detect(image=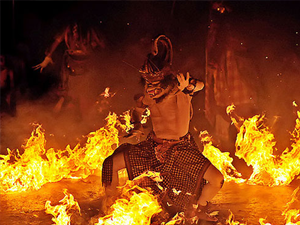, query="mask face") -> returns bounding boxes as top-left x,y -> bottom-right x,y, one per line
145,80 -> 172,99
